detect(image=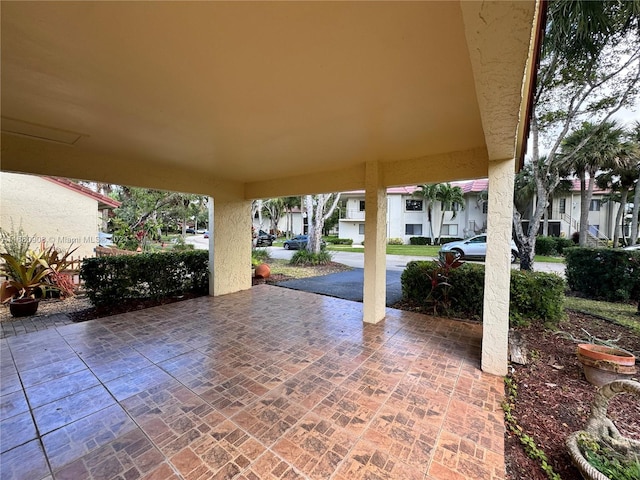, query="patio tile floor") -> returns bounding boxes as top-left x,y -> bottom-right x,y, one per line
0,285 -> 505,479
